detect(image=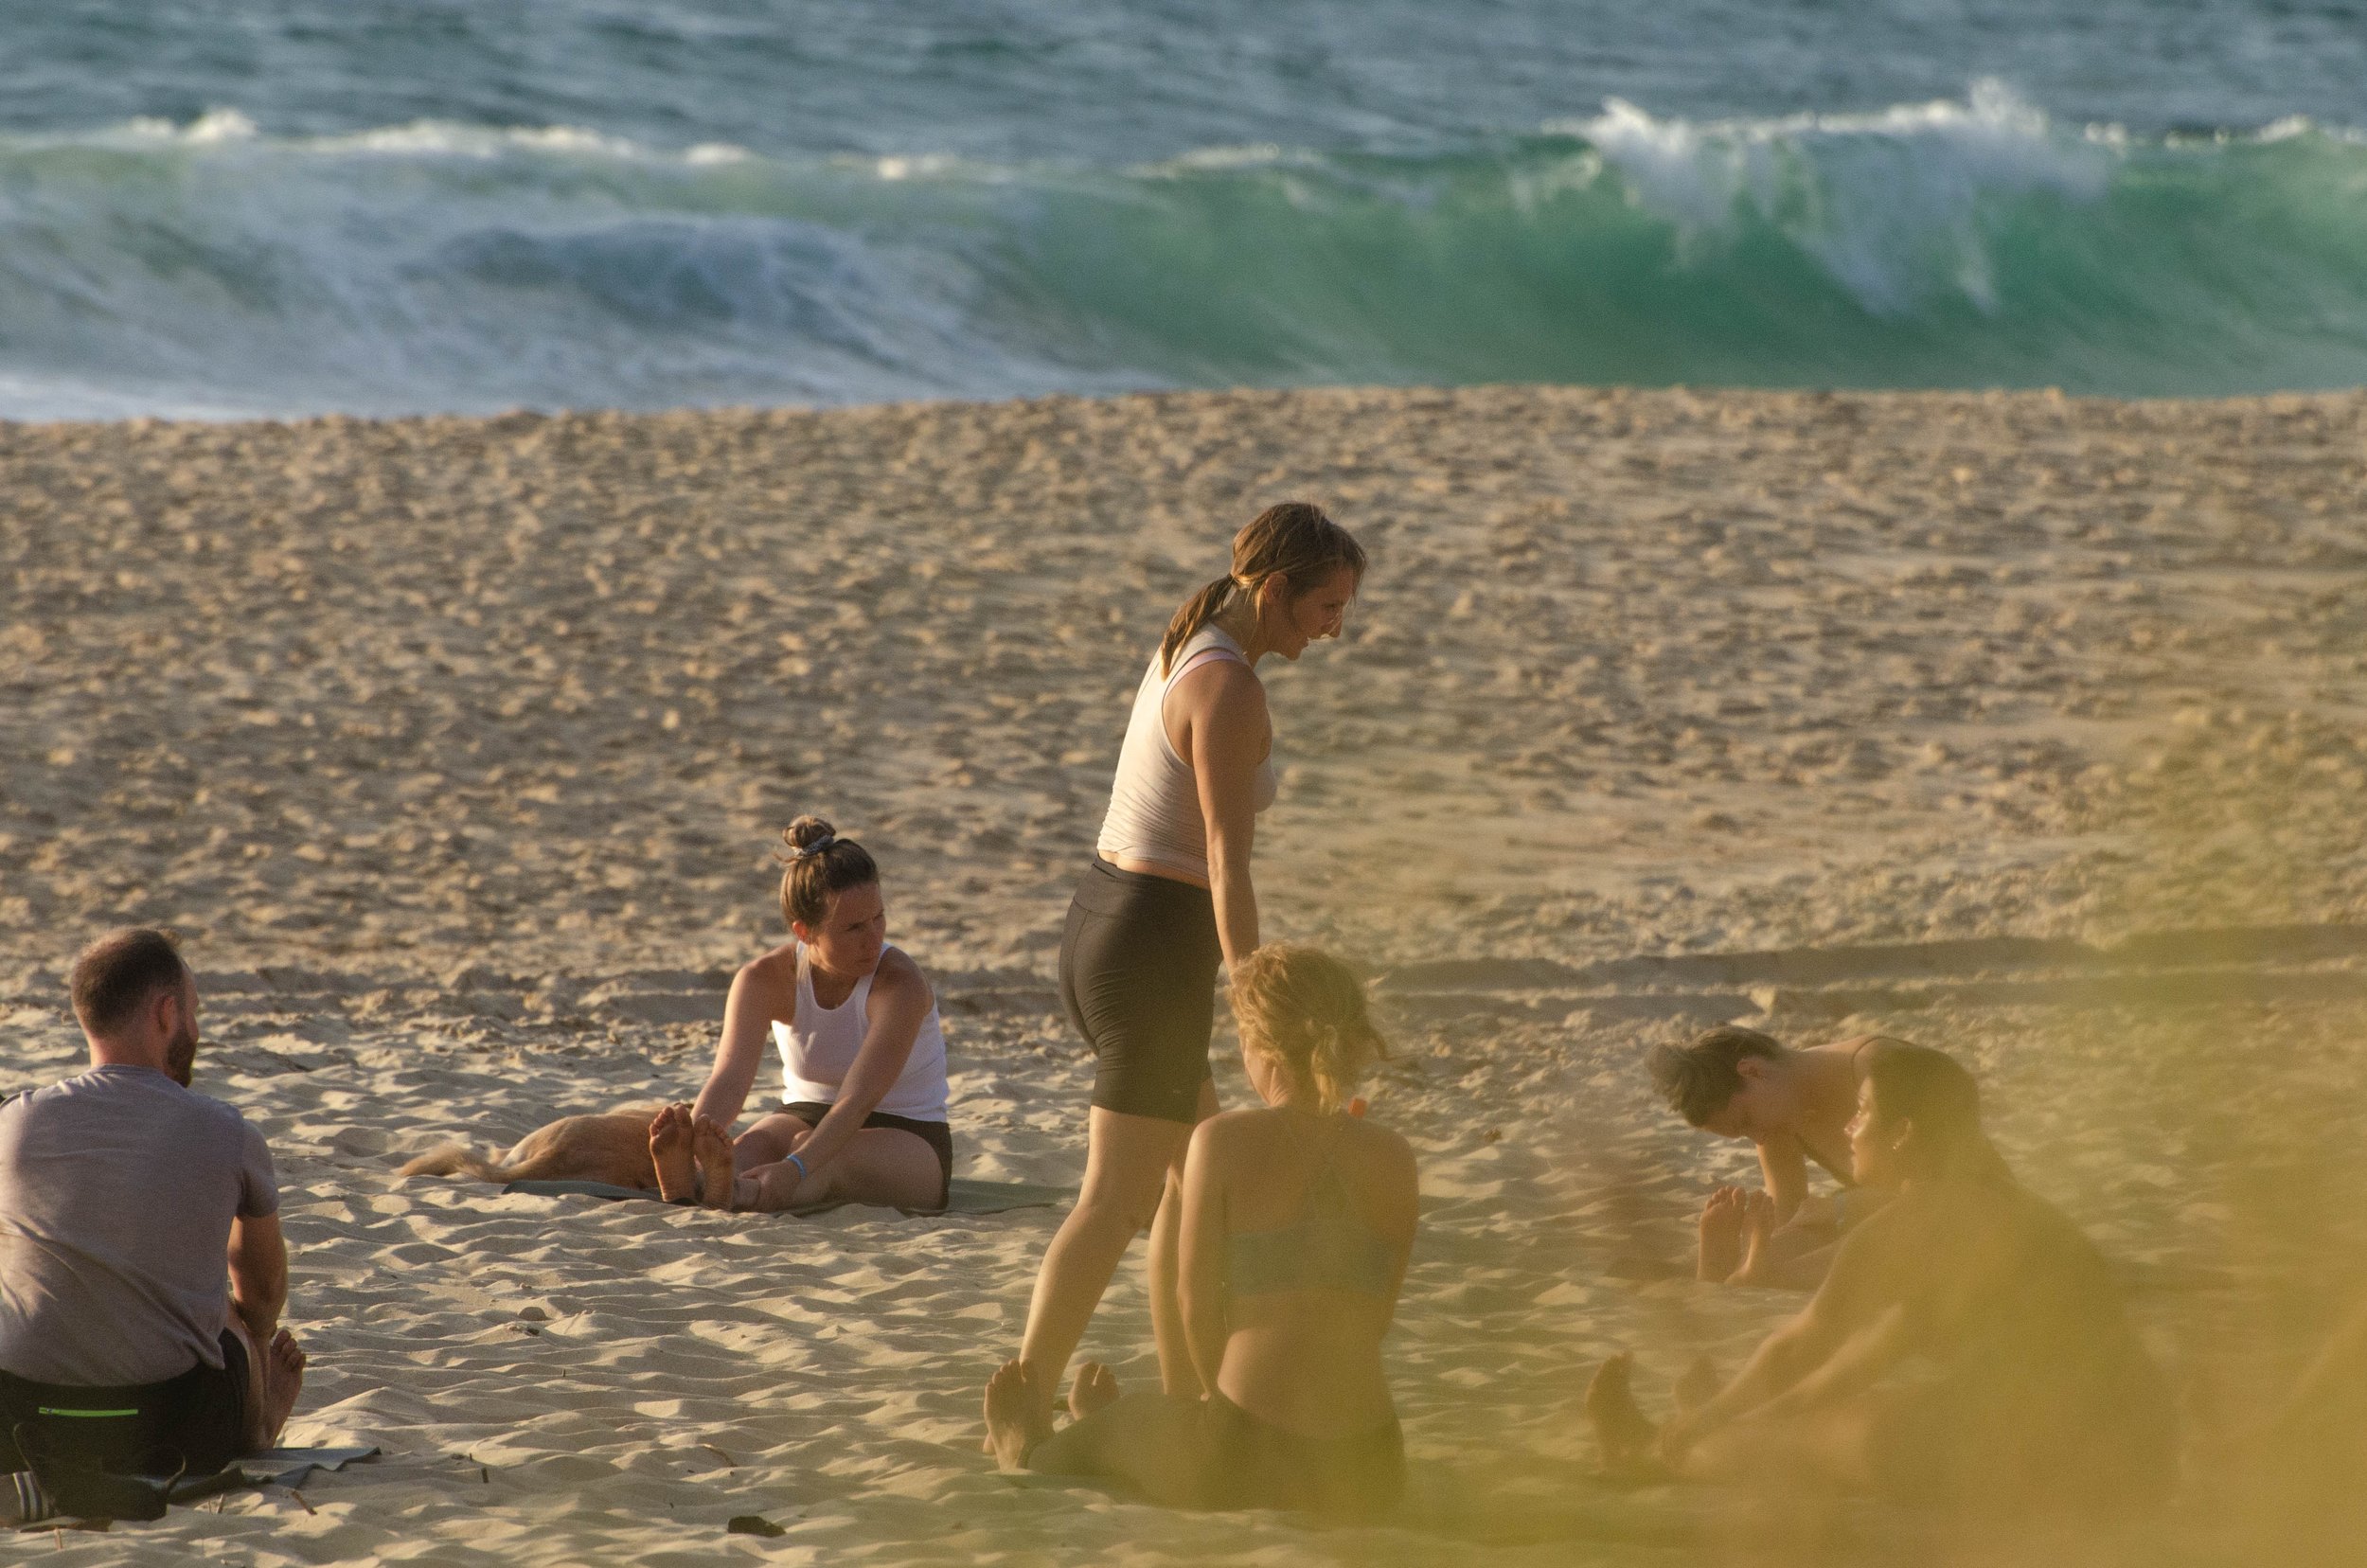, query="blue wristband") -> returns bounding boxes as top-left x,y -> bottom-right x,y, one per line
786,1152 -> 809,1184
